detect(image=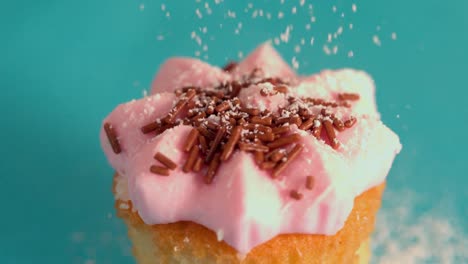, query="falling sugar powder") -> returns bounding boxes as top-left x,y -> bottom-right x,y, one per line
323,45 -> 331,55
273,37 -> 280,45
280,25 -> 293,43
195,8 -> 203,18
337,26 -> 343,36
227,10 -> 236,18
252,10 -> 258,18
373,35 -> 382,46
347,51 -> 354,58
292,56 -> 299,69
278,11 -> 284,19
391,32 -> 398,40
372,189 -> 468,263
332,45 -> 338,54
139,3 -> 145,11
352,3 -> 357,12
294,45 -> 301,53
204,2 -> 212,15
